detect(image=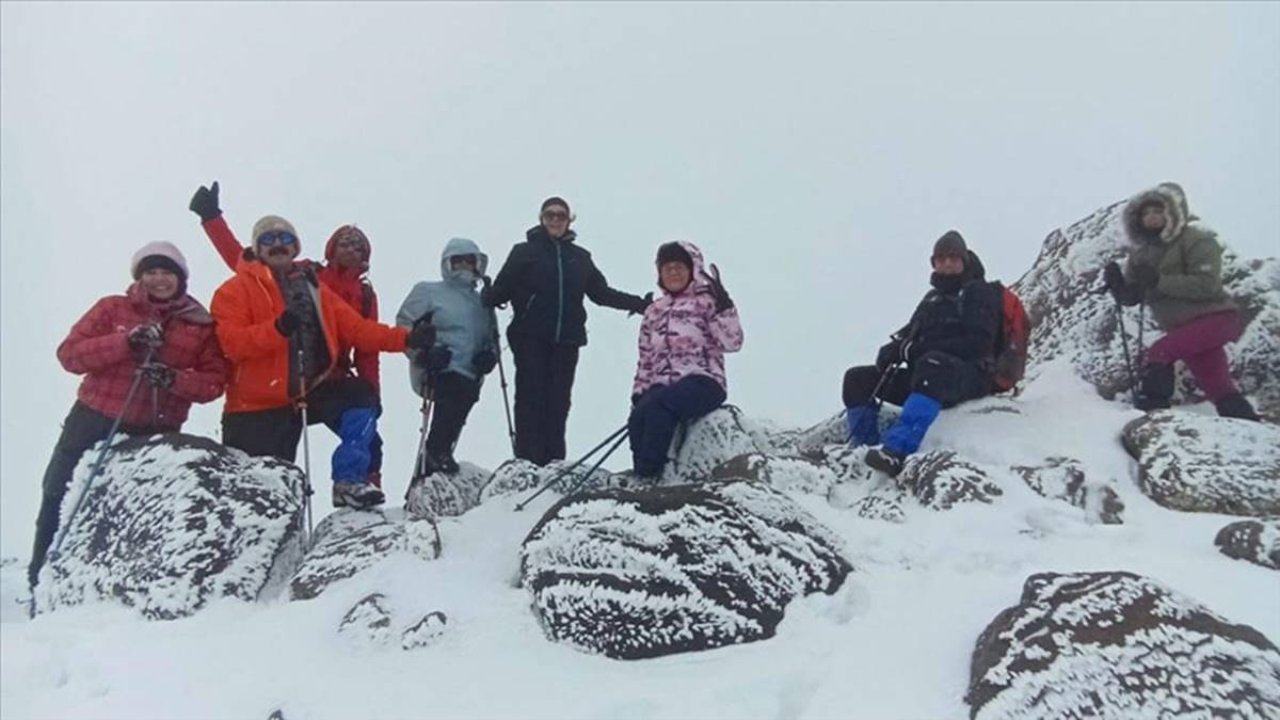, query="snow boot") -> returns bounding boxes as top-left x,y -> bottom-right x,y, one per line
1214,392 -> 1261,422
333,481 -> 386,510
1133,363 -> 1174,411
845,404 -> 881,446
865,446 -> 907,478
